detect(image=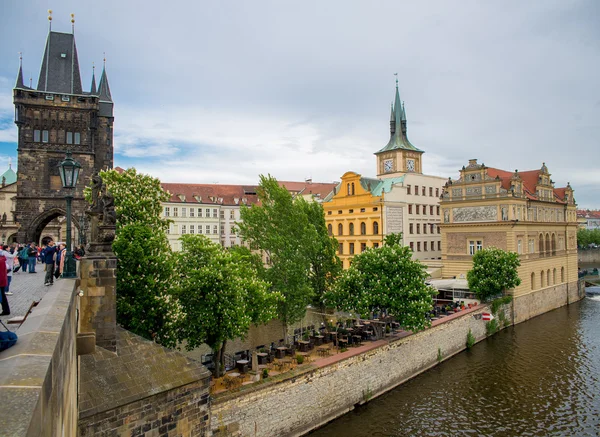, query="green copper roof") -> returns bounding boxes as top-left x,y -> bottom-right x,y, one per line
1,165 -> 17,185
360,175 -> 405,196
376,84 -> 423,154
